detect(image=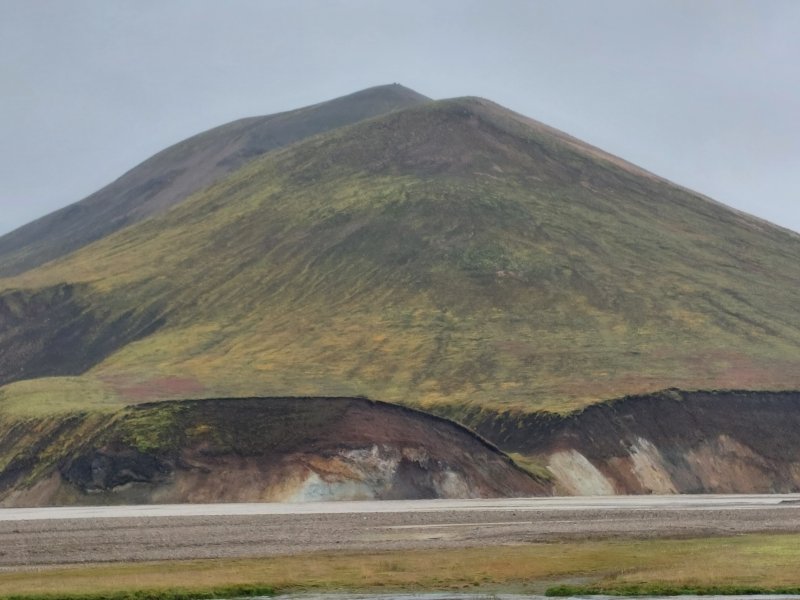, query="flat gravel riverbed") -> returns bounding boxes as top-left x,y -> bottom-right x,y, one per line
1,496 -> 799,566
